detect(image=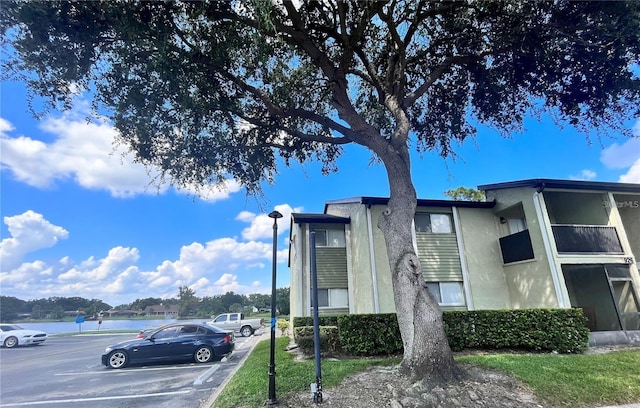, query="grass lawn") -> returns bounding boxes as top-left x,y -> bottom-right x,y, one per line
212,337 -> 398,407
213,338 -> 640,408
457,350 -> 640,407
